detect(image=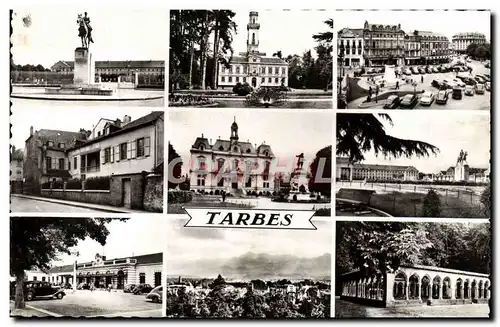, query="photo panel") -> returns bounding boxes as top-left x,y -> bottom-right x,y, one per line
335,111 -> 491,218
10,106 -> 165,214
168,109 -> 333,218
168,9 -> 333,109
335,220 -> 491,318
336,10 -> 491,110
10,9 -> 166,107
9,216 -> 166,318
166,217 -> 333,318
